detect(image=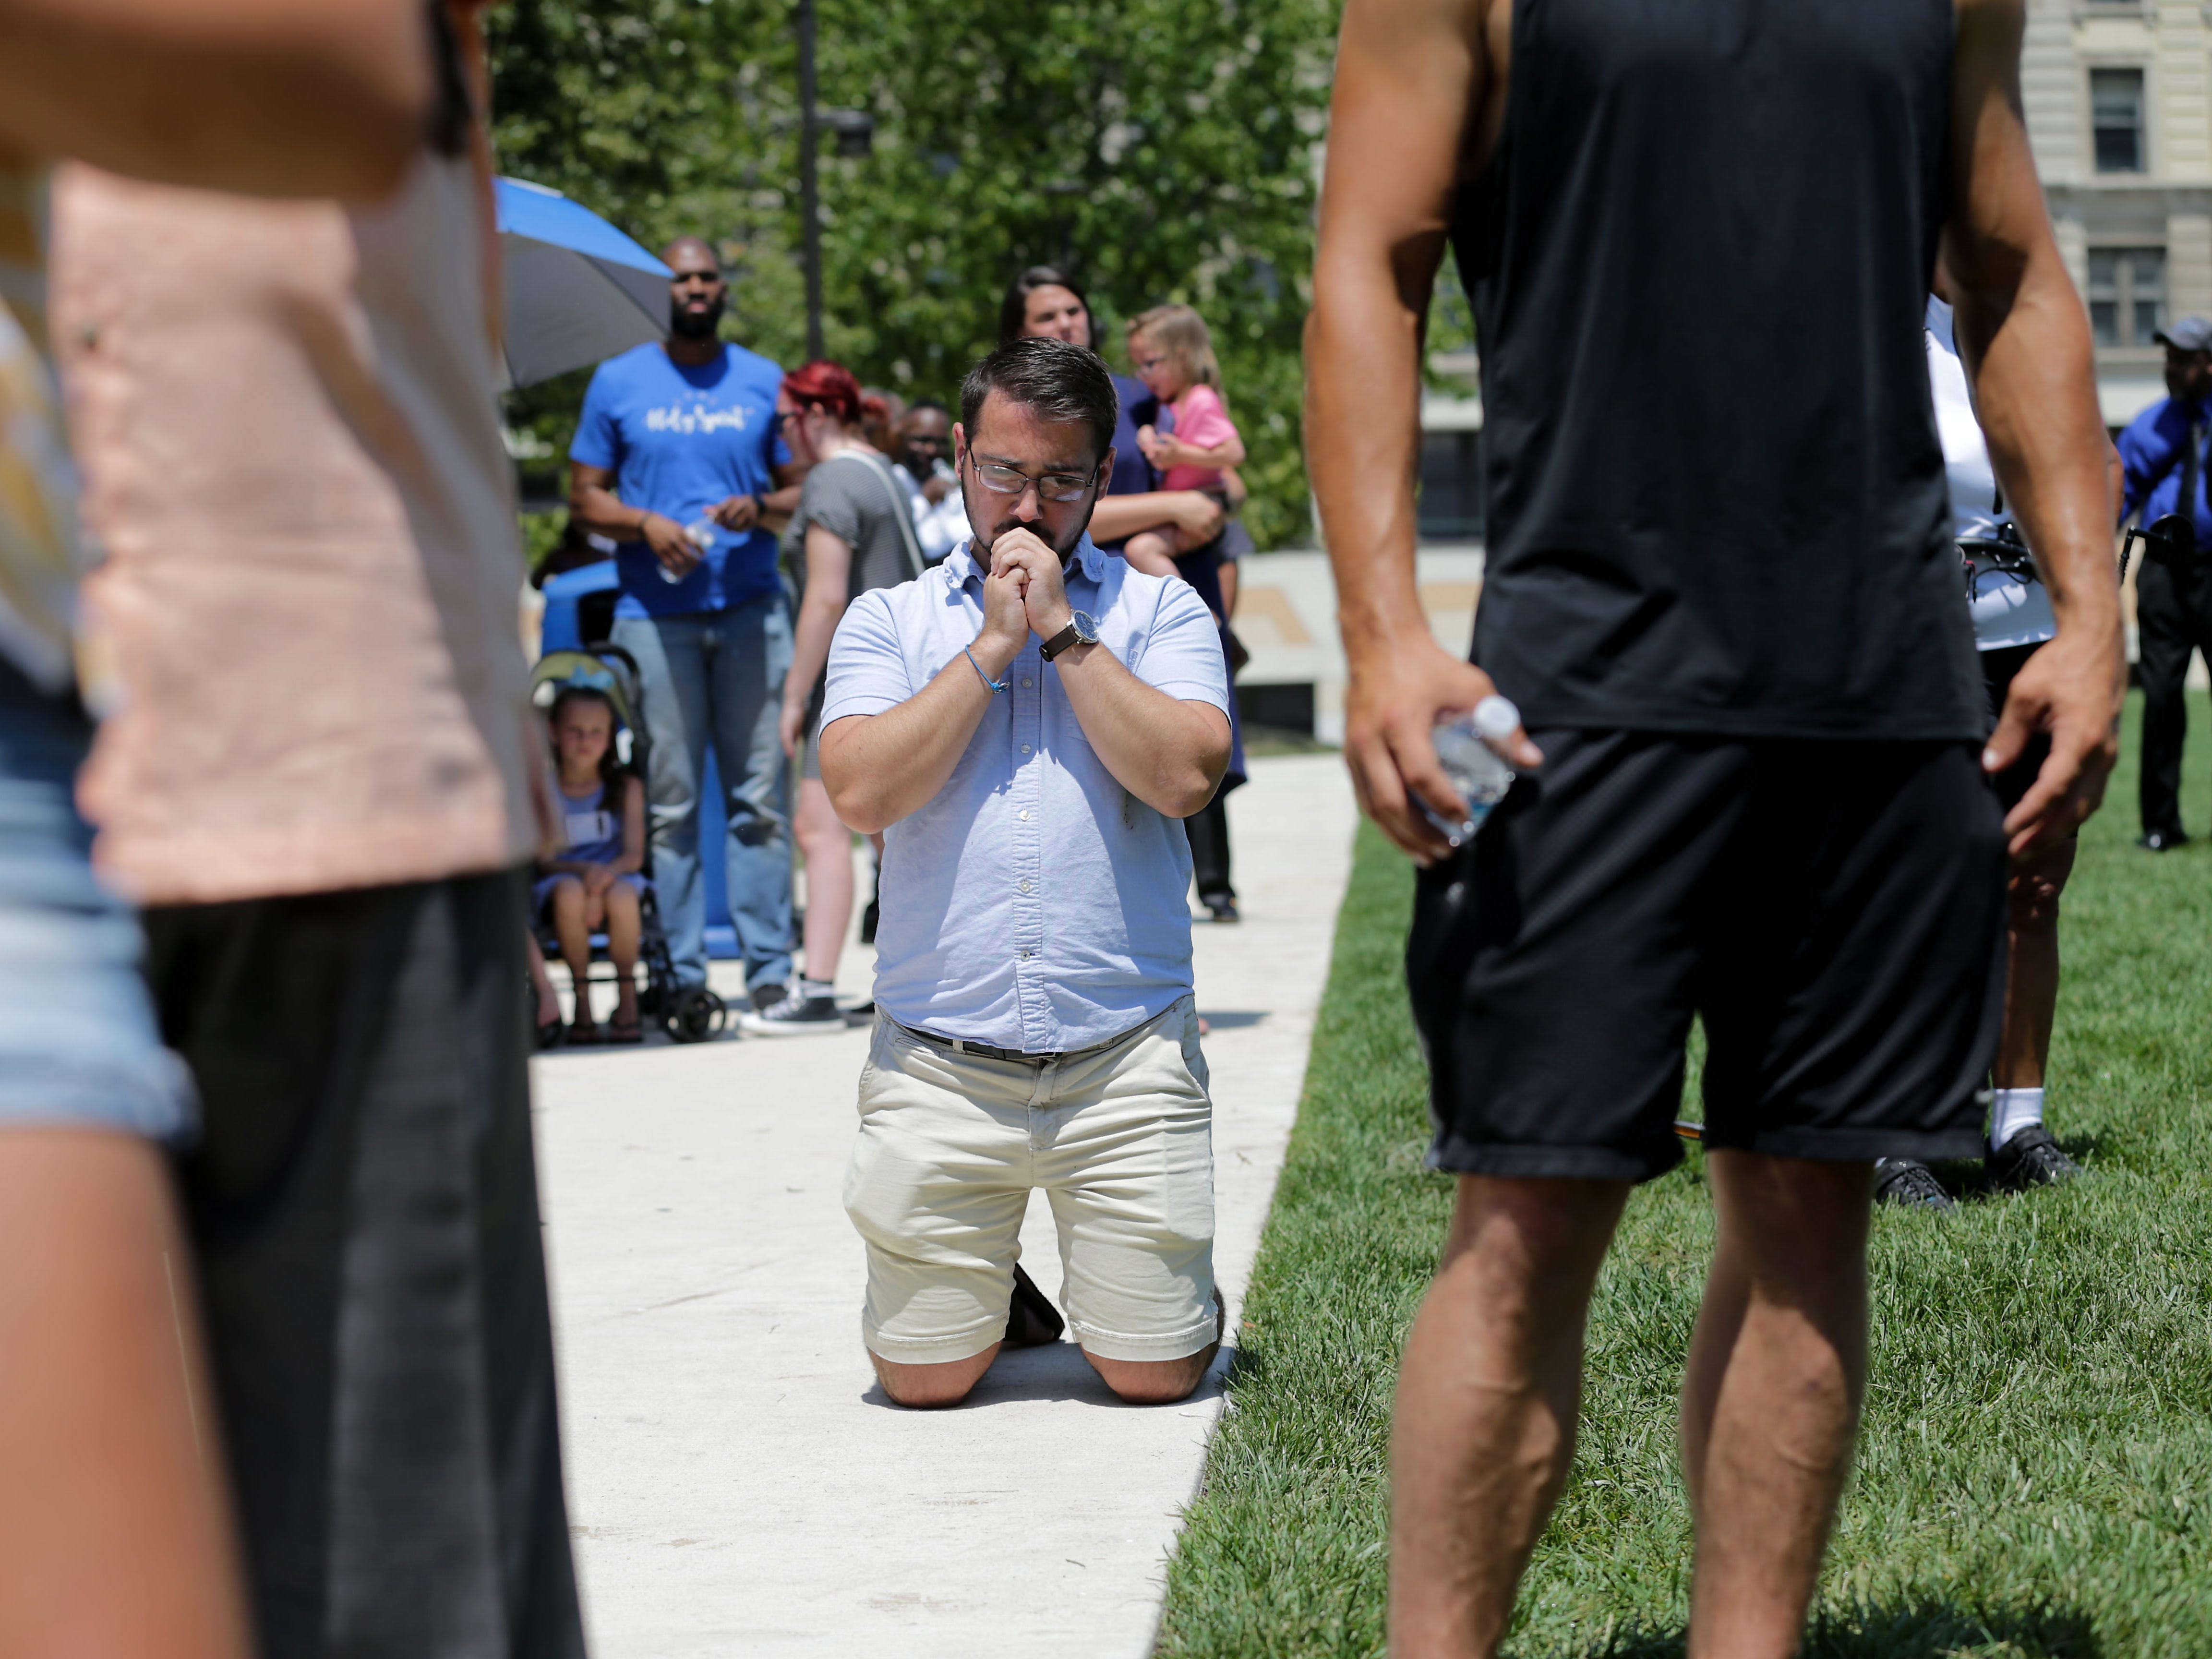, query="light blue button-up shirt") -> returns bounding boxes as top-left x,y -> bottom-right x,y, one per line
821,535 -> 1230,1052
